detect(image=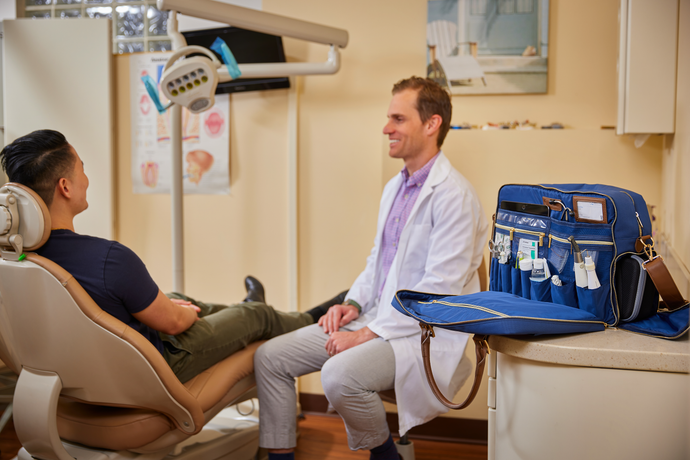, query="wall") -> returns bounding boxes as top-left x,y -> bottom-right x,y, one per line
661,0 -> 690,298
115,57 -> 294,306
114,0 -> 665,423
